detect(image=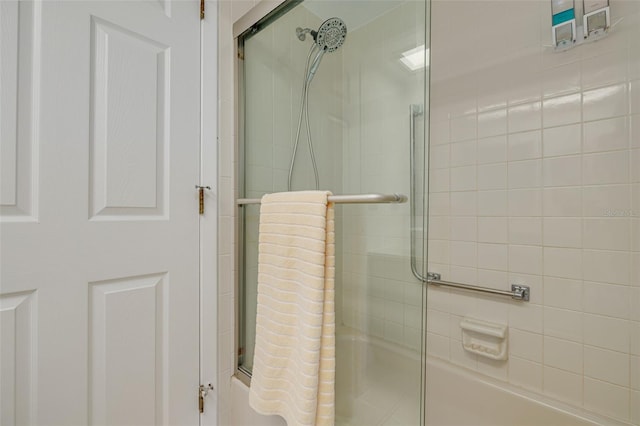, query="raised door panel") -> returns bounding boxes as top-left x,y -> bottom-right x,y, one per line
0,0 -> 39,220
0,291 -> 37,426
89,18 -> 169,220
89,274 -> 167,426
